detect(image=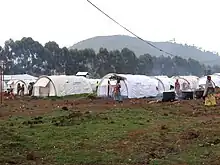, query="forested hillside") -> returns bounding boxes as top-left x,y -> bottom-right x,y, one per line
0,37 -> 219,78
70,35 -> 220,66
